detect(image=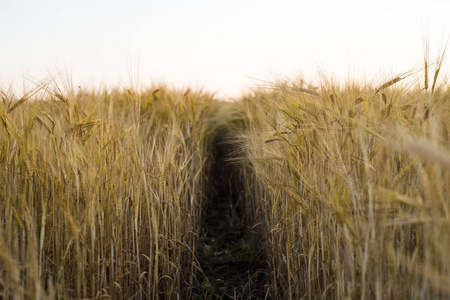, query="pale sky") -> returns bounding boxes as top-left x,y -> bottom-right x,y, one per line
1,0 -> 450,99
